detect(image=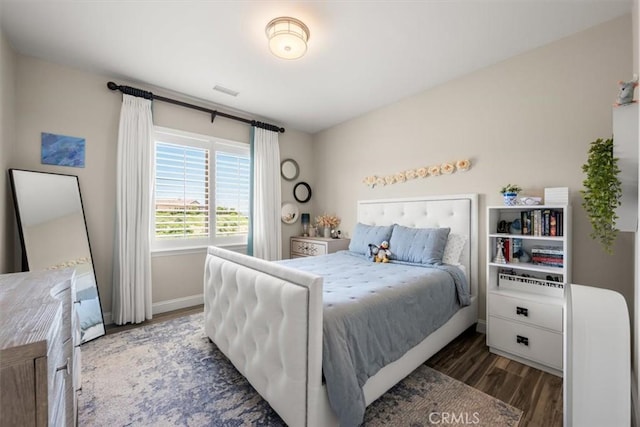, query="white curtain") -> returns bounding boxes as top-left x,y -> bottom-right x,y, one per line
112,94 -> 153,325
252,127 -> 282,260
